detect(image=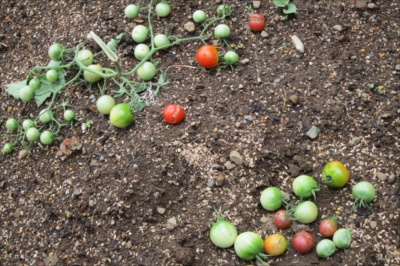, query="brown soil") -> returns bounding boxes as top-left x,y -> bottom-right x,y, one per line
0,0 -> 399,266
